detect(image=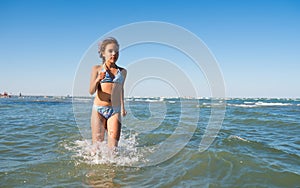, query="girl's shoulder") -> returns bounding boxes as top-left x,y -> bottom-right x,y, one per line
117,65 -> 126,72
118,66 -> 127,75
92,64 -> 103,72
